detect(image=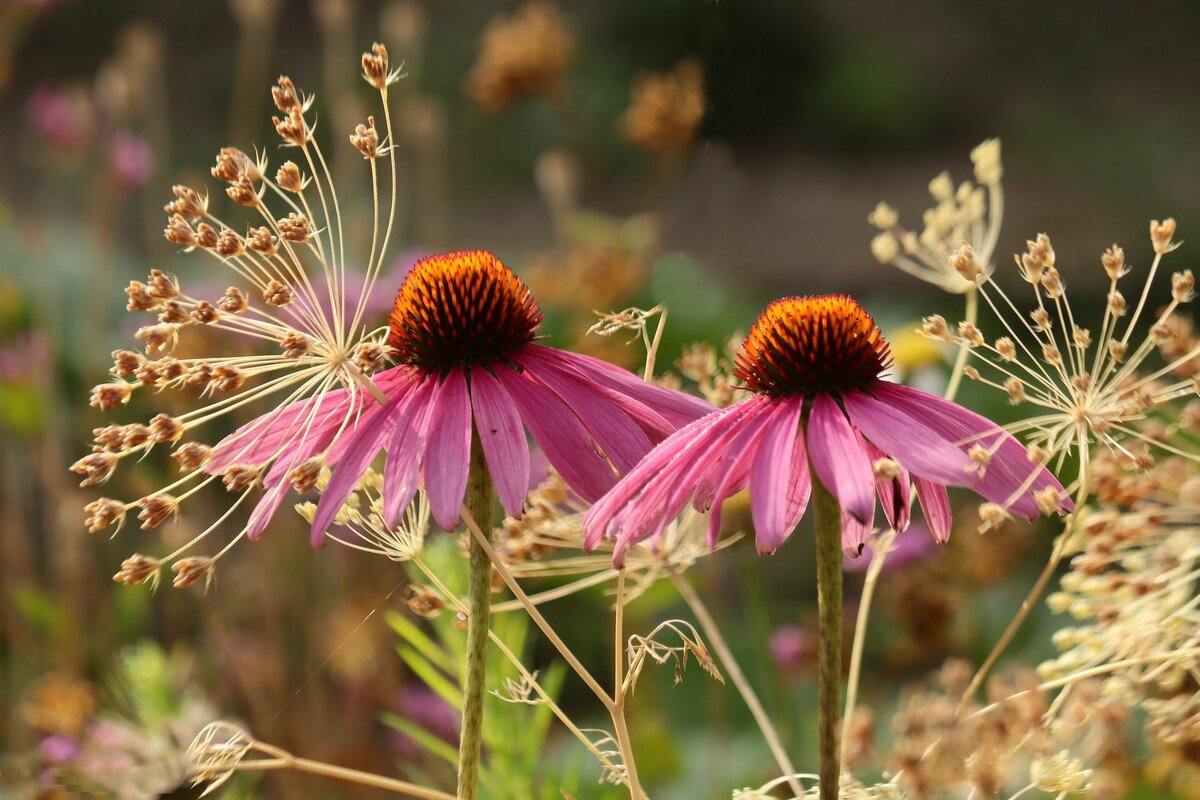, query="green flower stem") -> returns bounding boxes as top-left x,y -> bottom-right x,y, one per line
458,431 -> 494,800
811,469 -> 843,800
